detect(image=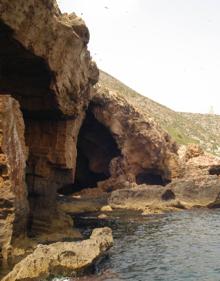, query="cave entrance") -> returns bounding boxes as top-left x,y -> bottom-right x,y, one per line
0,20 -> 59,196
58,108 -> 121,194
209,166 -> 220,176
136,169 -> 169,186
0,20 -> 58,118
0,20 -> 62,235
